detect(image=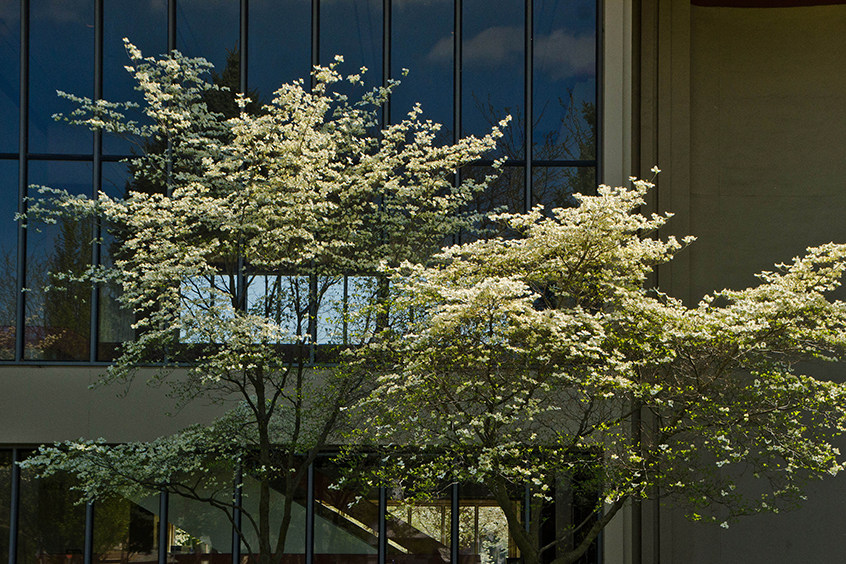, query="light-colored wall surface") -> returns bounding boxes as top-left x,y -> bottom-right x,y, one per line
655,3 -> 846,564
0,365 -> 229,444
688,3 -> 846,302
